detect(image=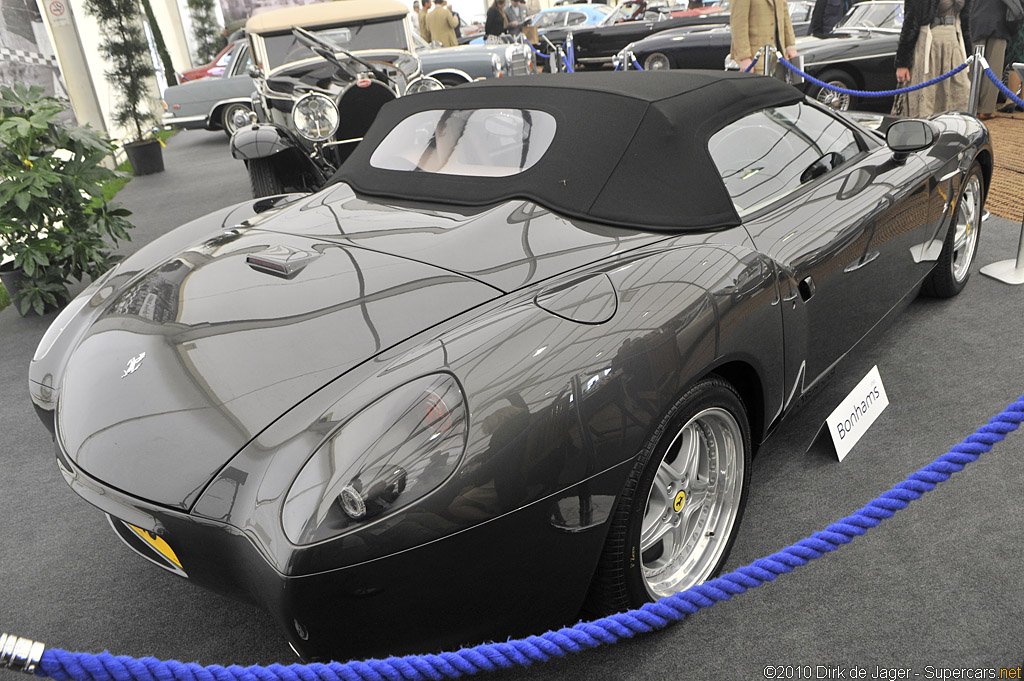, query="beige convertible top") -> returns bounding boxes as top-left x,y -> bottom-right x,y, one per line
246,0 -> 408,34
